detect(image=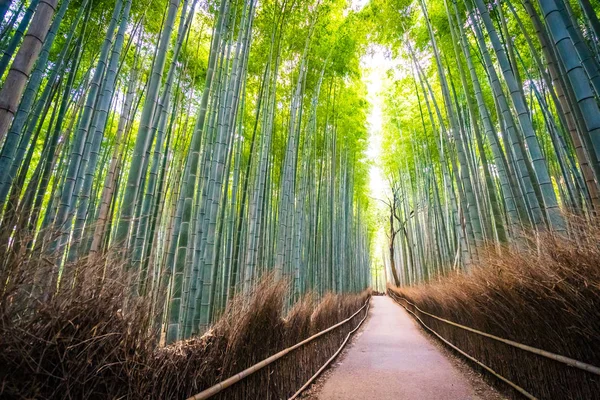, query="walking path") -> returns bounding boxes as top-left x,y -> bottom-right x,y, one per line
316,296 -> 496,400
